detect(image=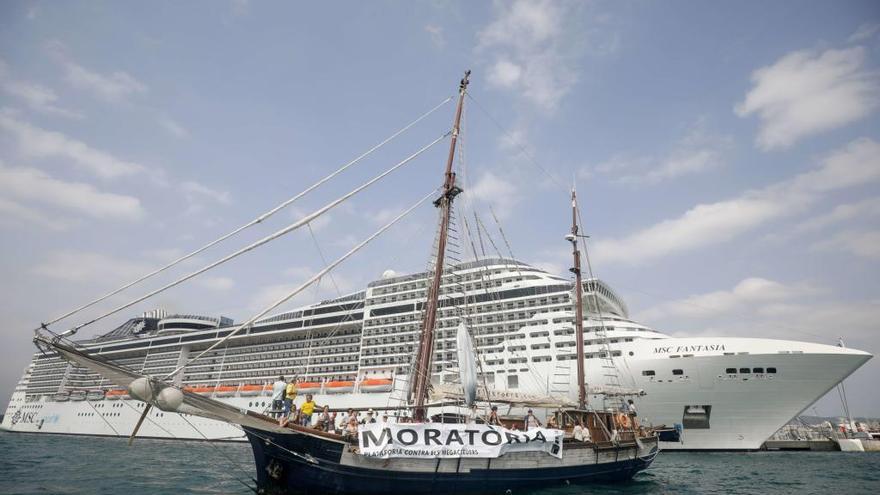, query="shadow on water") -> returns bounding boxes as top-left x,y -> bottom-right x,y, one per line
2,432 -> 879,495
